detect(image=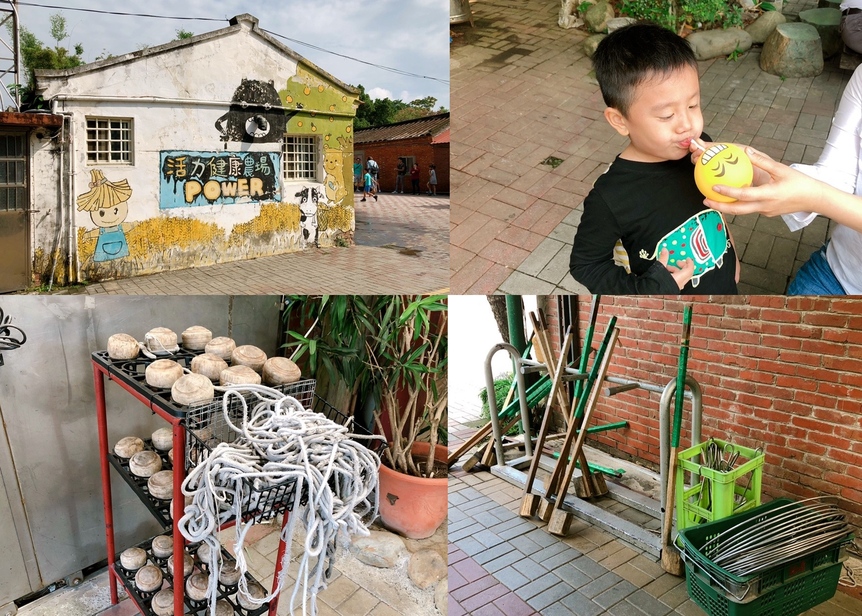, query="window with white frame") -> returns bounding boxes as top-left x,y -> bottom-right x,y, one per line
283,135 -> 319,181
86,118 -> 133,164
